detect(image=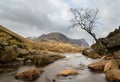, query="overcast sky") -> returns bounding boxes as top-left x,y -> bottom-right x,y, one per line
0,0 -> 120,44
